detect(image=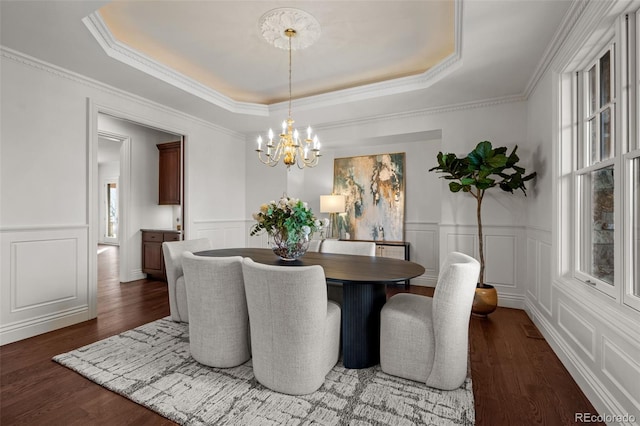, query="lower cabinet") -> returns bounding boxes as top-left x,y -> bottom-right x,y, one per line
142,230 -> 181,280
